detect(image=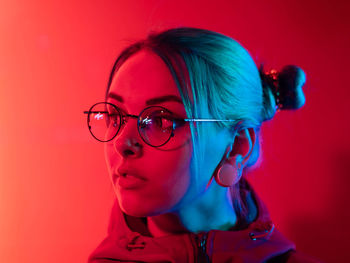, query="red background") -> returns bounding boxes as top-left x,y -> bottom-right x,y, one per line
1,0 -> 349,262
